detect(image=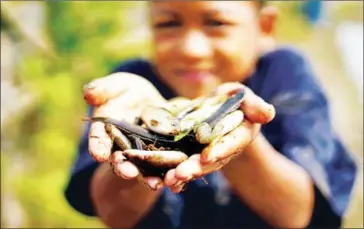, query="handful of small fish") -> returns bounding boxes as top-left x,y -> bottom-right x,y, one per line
84,88 -> 246,178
